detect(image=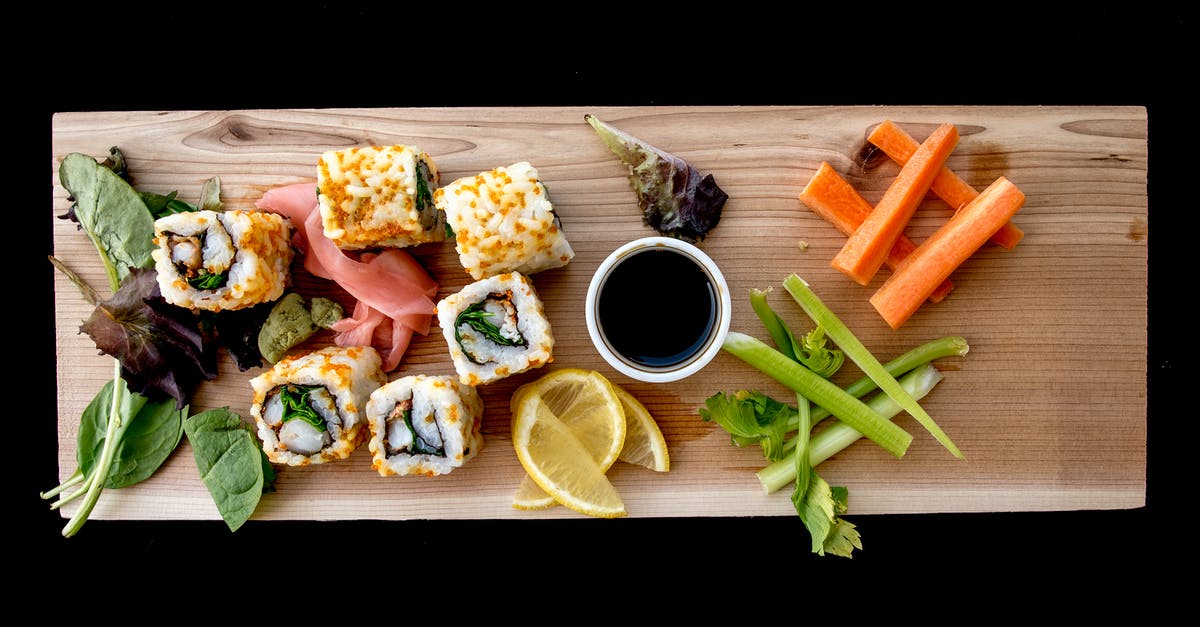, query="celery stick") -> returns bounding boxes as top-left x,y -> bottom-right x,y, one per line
758,363 -> 945,493
788,335 -> 968,432
722,332 -> 913,458
783,274 -> 965,459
